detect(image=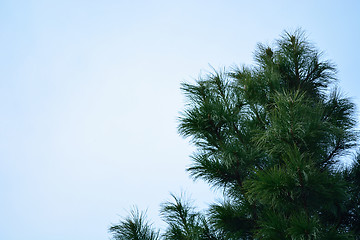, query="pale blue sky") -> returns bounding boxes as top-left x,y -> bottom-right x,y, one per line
1,1 -> 359,239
